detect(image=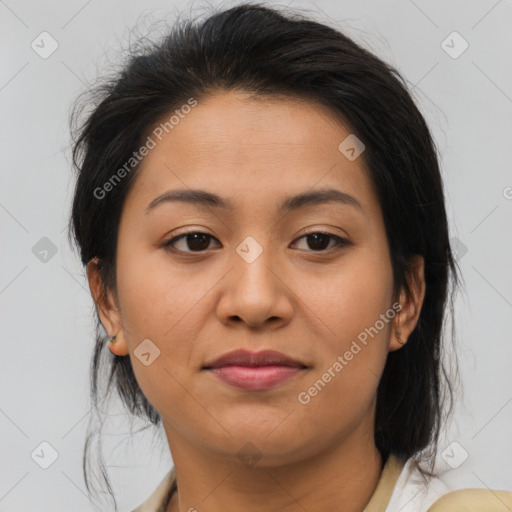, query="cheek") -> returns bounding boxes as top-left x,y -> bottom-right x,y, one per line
302,248 -> 394,341
299,248 -> 394,399
115,244 -> 195,338
114,246 -> 217,391
294,291 -> 393,437
114,253 -> 202,419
